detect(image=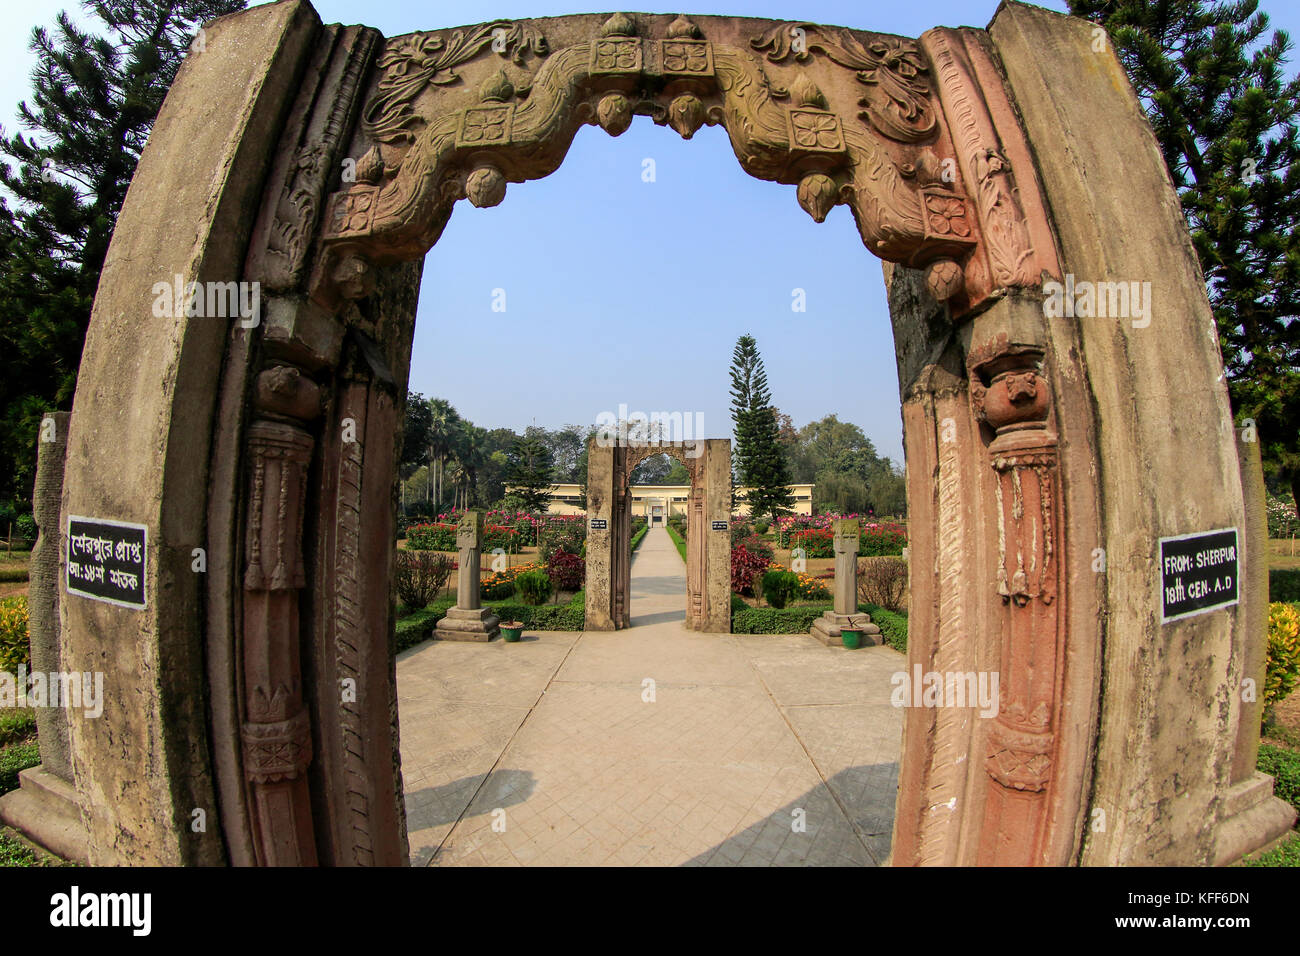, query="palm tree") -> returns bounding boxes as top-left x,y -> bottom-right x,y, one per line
426,398 -> 461,512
